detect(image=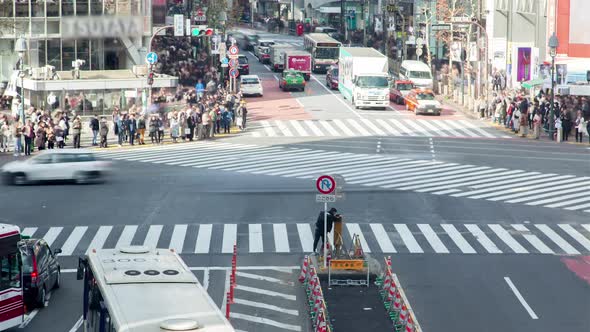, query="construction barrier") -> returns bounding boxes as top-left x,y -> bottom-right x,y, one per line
375,256 -> 423,332
299,256 -> 334,332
